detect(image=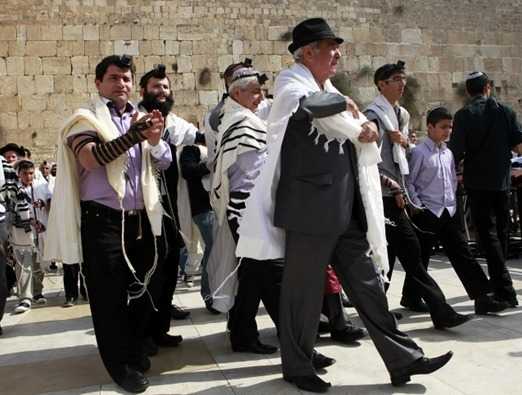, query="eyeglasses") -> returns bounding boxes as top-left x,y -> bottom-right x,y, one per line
385,76 -> 407,84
